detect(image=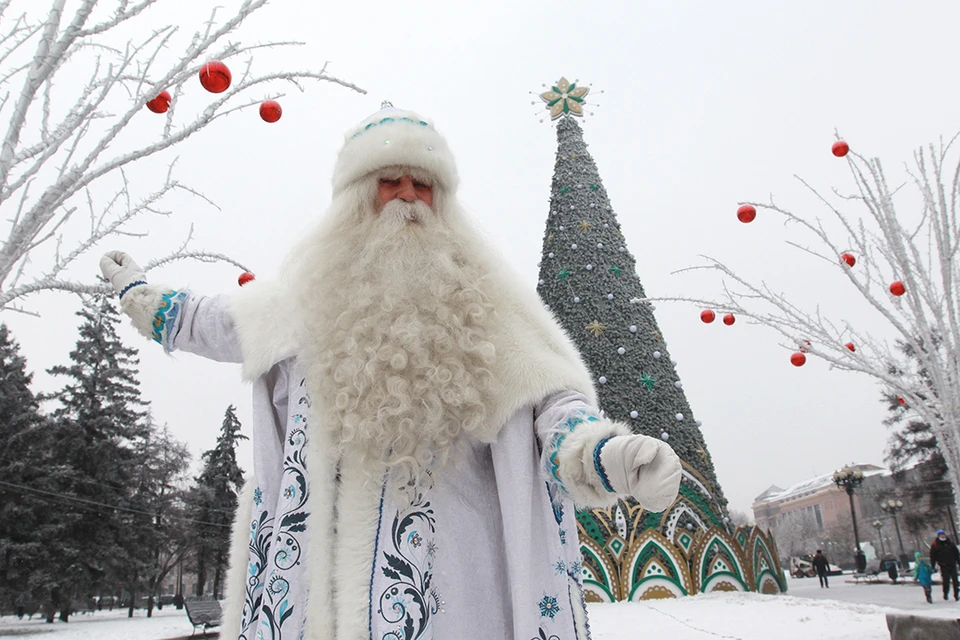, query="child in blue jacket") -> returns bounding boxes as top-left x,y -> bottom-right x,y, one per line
914,551 -> 934,603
